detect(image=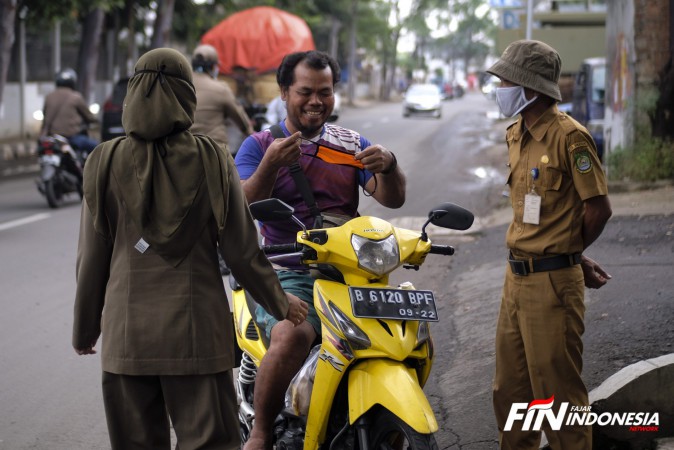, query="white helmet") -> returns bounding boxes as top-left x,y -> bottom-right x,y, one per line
56,68 -> 77,89
192,44 -> 219,69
